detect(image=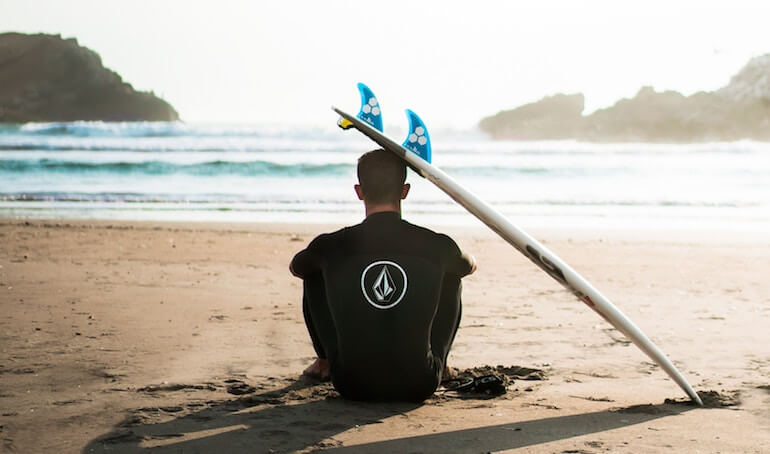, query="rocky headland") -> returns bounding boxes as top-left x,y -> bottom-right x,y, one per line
0,33 -> 179,122
480,54 -> 770,142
